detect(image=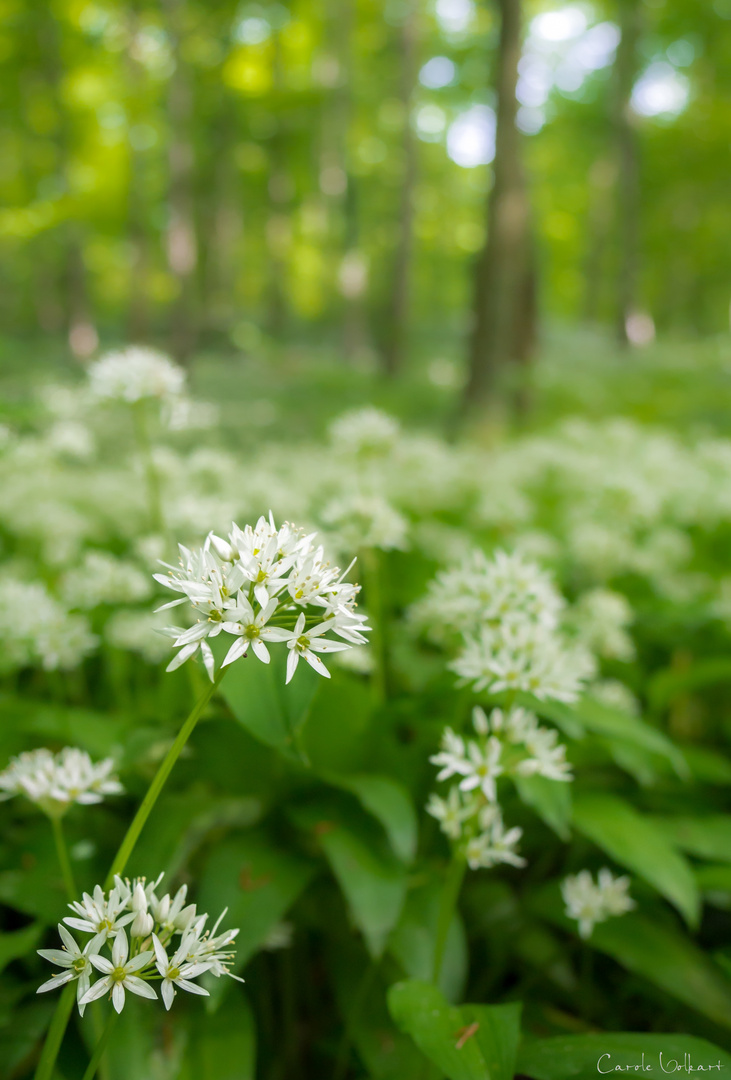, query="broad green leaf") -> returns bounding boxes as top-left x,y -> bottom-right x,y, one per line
389,880 -> 468,1002
220,646 -> 321,757
300,671 -> 373,773
514,774 -> 572,840
536,887 -> 731,1030
388,980 -> 522,1080
572,792 -> 699,926
178,992 -> 256,1080
291,800 -> 407,957
197,831 -> 315,979
576,697 -> 687,775
461,1003 -> 522,1080
325,772 -> 418,863
648,657 -> 731,711
652,815 -> 731,863
388,980 -> 490,1080
682,745 -> 731,786
518,1033 -> 731,1080
0,923 -> 42,975
695,863 -> 731,895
